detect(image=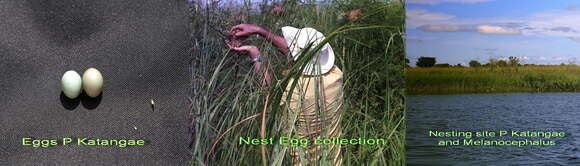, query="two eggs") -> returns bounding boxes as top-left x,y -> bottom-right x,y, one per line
61,68 -> 103,99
